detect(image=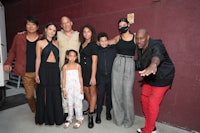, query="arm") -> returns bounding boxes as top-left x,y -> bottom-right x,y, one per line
139,56 -> 160,76
62,65 -> 67,98
78,64 -> 84,94
3,35 -> 18,72
108,35 -> 120,45
35,41 -> 42,83
90,55 -> 98,86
